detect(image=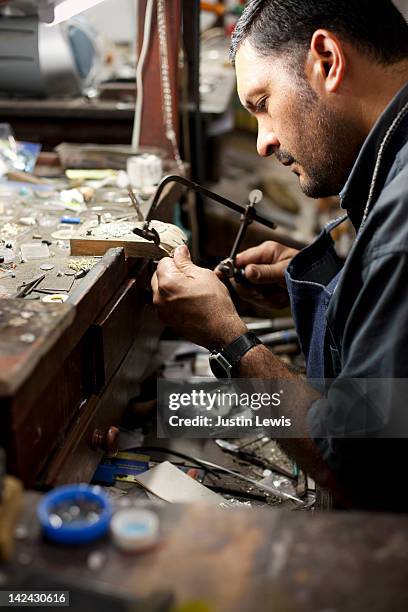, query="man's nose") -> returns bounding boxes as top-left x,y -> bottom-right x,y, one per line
257,125 -> 280,157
